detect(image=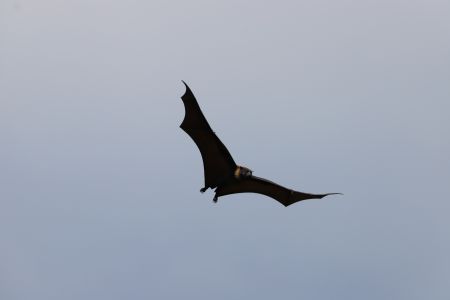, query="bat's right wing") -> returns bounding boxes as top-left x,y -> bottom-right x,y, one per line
180,82 -> 237,189
215,176 -> 340,207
